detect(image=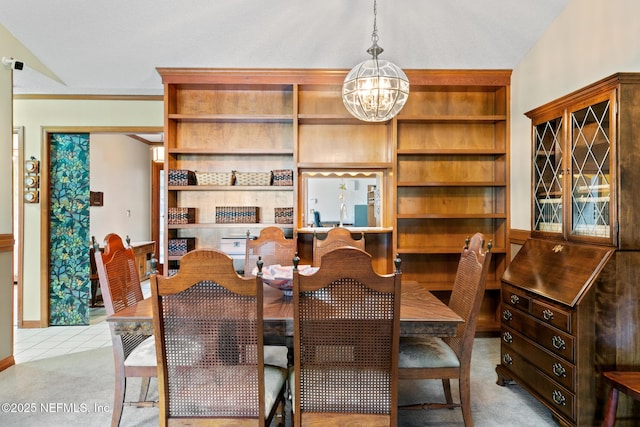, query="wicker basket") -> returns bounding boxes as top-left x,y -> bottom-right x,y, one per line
272,169 -> 293,186
195,171 -> 234,186
168,169 -> 196,186
168,238 -> 196,256
215,206 -> 259,223
274,207 -> 294,224
234,171 -> 272,186
168,207 -> 196,224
